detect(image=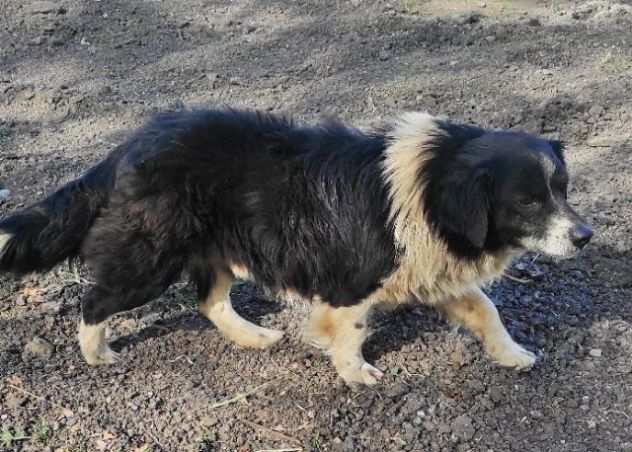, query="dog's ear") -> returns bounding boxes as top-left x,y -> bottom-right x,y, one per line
438,168 -> 491,249
549,140 -> 566,164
